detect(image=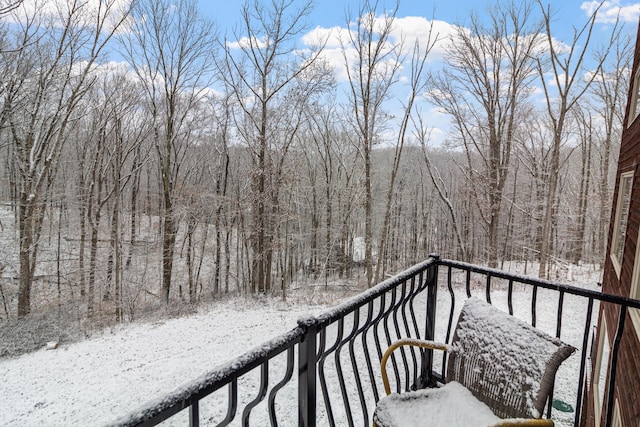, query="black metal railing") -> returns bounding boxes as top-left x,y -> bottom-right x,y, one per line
113,256 -> 640,427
